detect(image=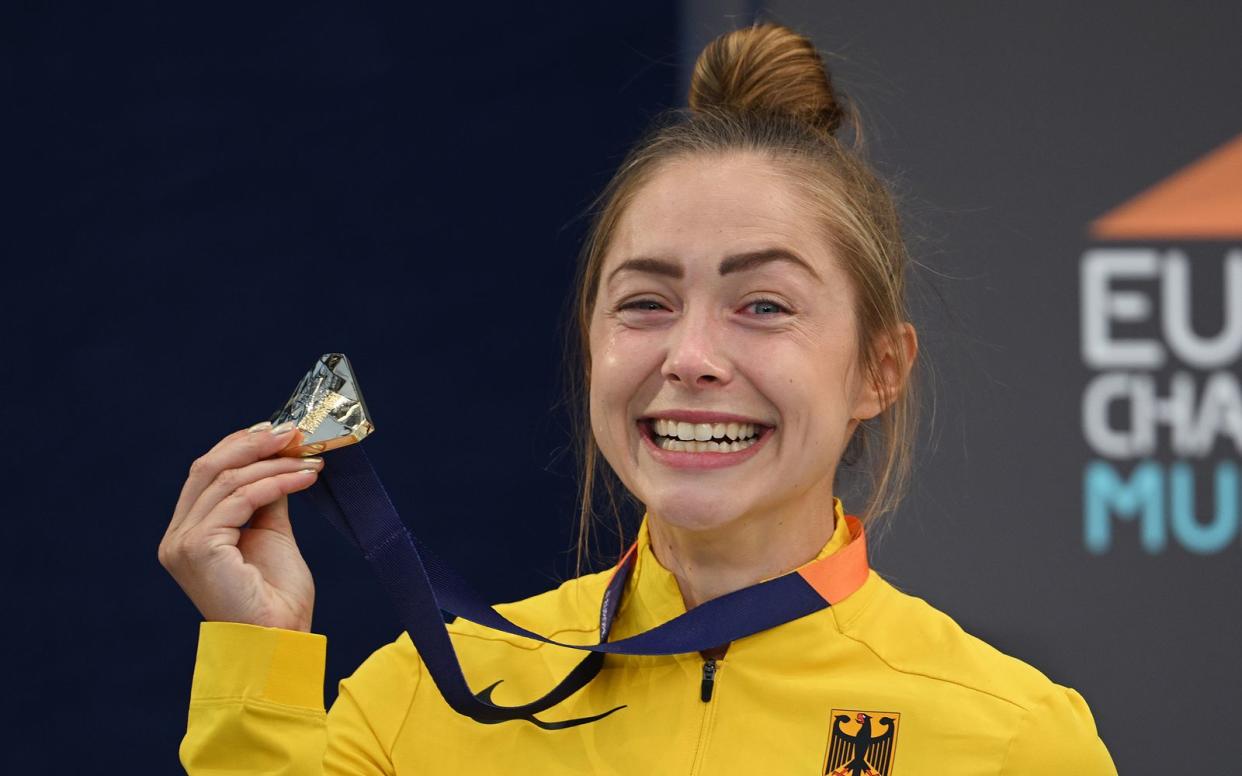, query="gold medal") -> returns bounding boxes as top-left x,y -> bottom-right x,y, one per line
271,353 -> 374,457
